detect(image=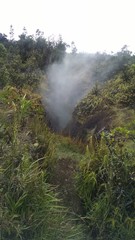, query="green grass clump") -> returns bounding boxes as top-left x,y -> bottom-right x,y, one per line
76,128 -> 135,240
54,134 -> 84,161
1,150 -> 84,240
